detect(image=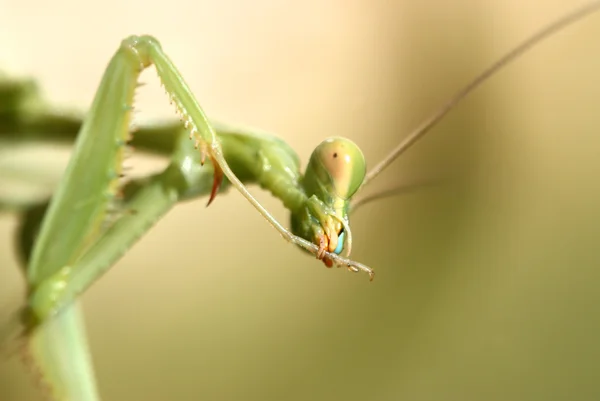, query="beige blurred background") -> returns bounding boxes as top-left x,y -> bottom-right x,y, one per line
2,0 -> 600,400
